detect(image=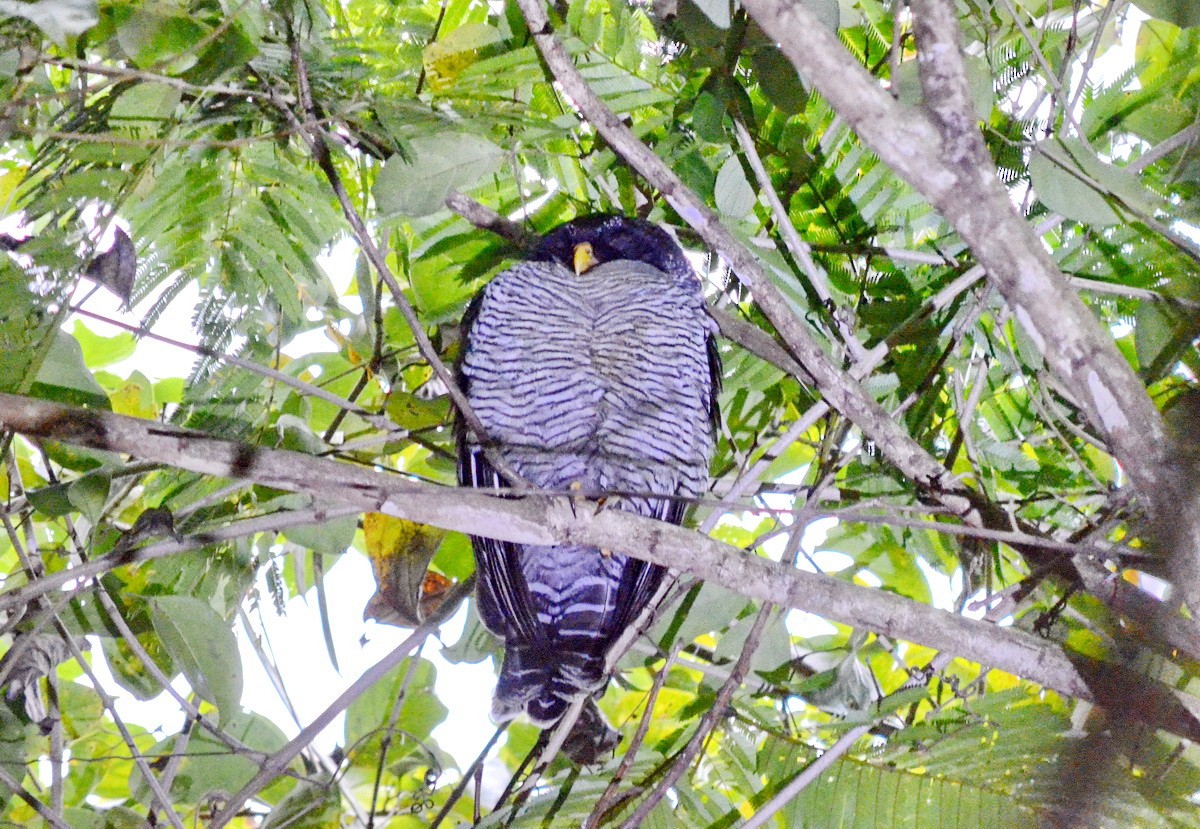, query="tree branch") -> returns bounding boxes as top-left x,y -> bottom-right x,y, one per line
510,0 -> 976,521
0,765 -> 70,829
3,393 -> 1199,741
741,0 -> 1200,608
208,576 -> 474,828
